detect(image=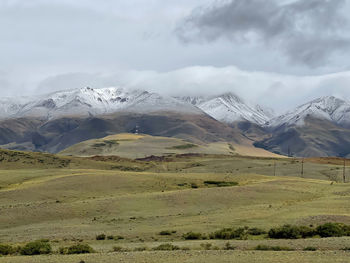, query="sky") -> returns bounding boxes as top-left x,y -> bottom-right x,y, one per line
1,0 -> 350,112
